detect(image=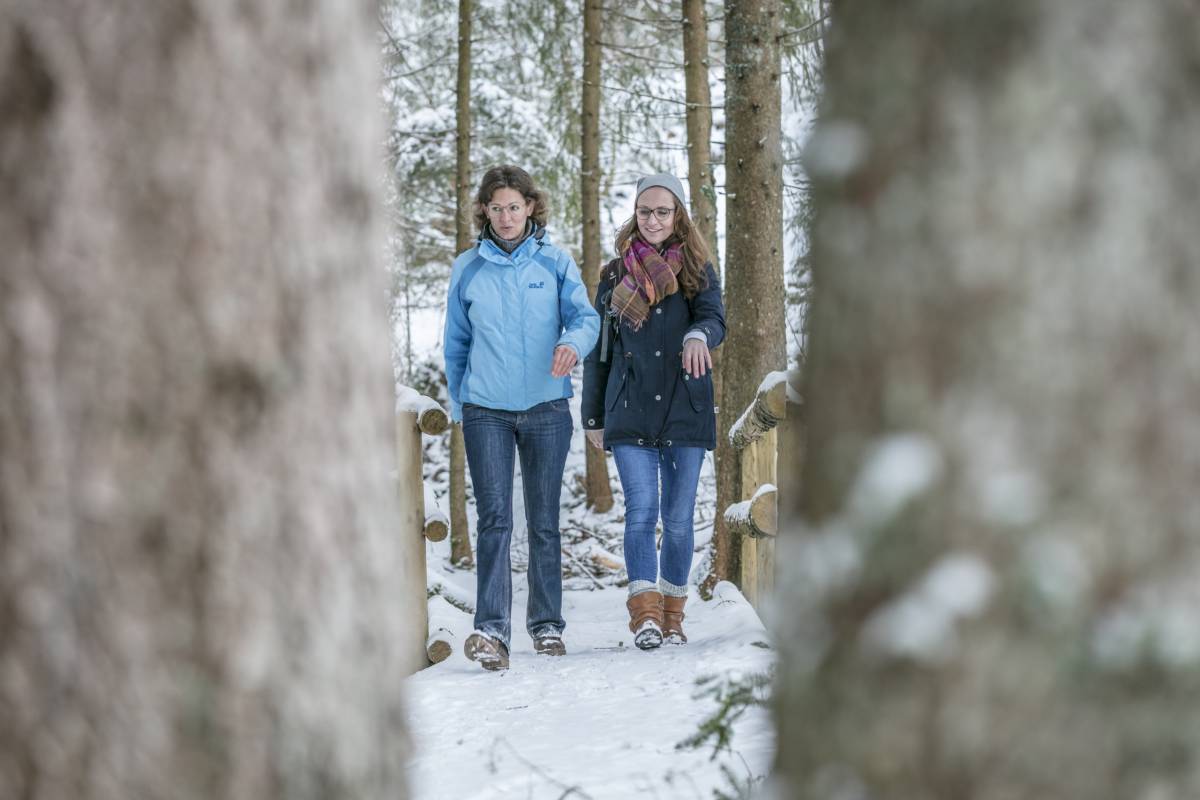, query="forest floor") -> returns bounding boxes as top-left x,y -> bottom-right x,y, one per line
405,388 -> 777,799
